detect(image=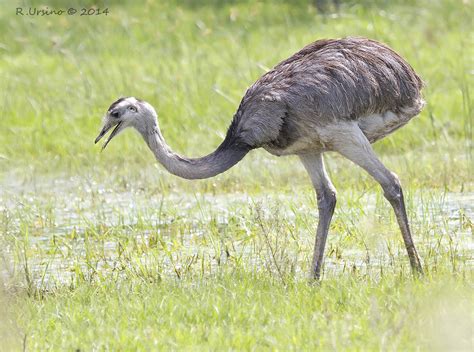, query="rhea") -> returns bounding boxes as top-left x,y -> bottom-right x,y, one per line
95,37 -> 424,279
